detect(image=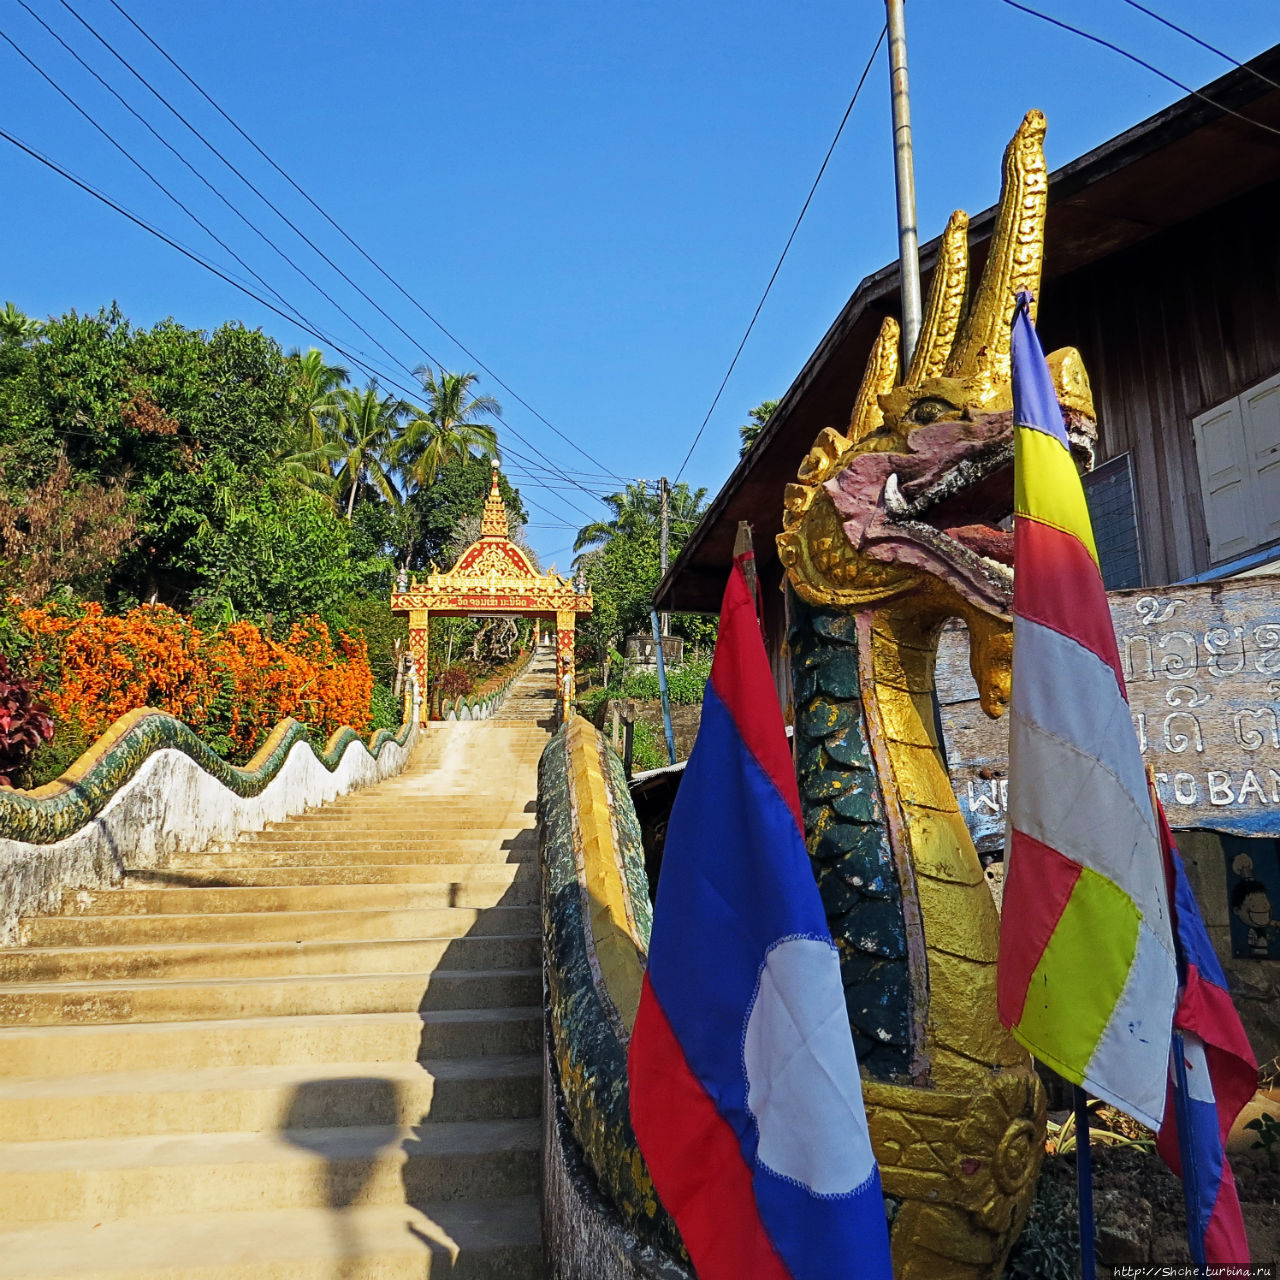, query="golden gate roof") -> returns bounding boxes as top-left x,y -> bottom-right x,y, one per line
391,461 -> 592,616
